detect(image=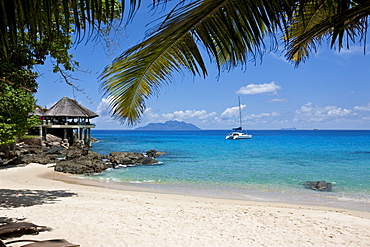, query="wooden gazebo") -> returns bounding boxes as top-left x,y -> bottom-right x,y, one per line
39,97 -> 98,147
